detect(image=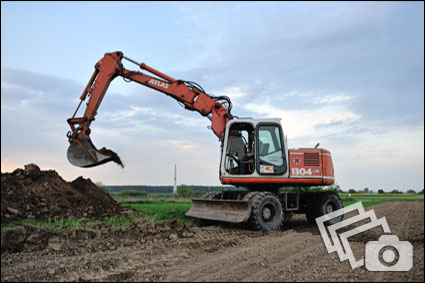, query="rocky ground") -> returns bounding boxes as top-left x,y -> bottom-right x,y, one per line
1,202 -> 423,282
